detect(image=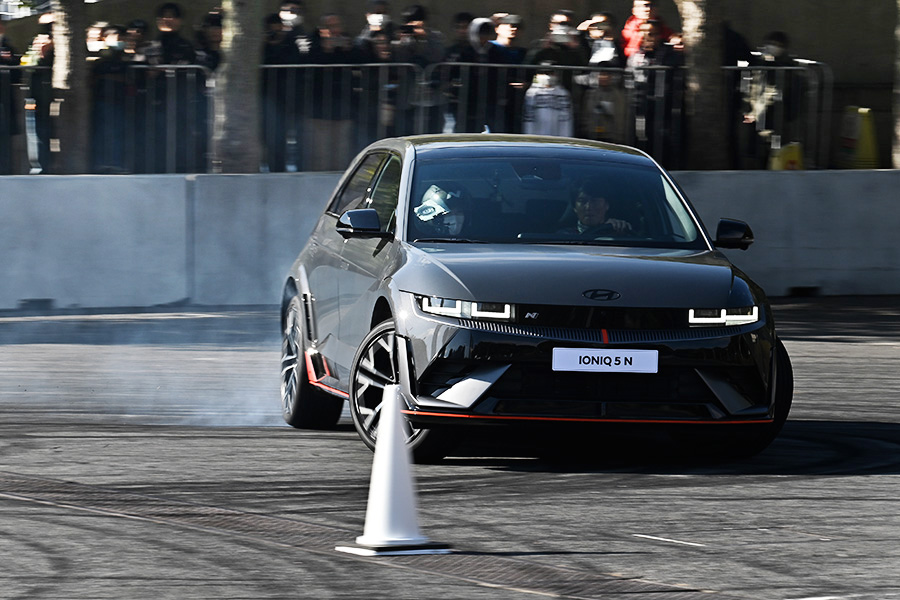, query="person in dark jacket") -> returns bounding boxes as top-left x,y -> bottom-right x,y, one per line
357,0 -> 395,50
307,13 -> 363,170
557,177 -> 633,237
454,18 -> 508,133
147,3 -> 195,66
194,11 -> 223,72
146,3 -> 199,172
492,14 -> 526,64
525,10 -> 588,70
625,19 -> 683,167
91,24 -> 130,173
22,12 -> 54,173
1,19 -> 22,174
